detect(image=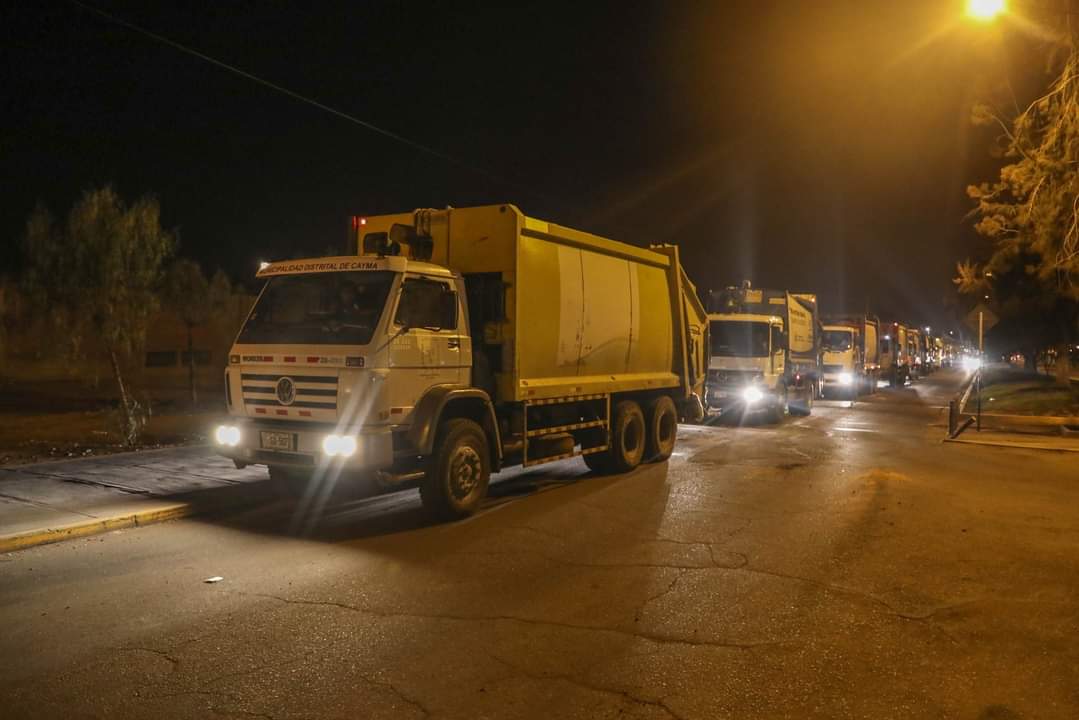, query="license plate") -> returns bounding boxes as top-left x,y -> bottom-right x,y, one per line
260,431 -> 294,451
